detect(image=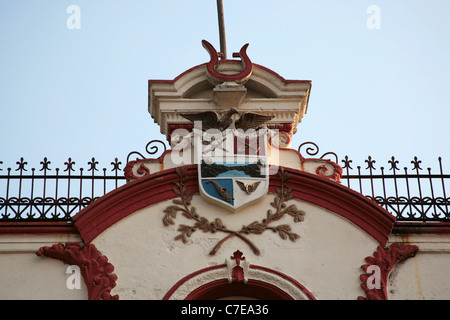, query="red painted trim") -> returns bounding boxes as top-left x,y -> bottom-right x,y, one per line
148,63 -> 207,84
72,165 -> 199,244
358,243 -> 419,300
162,264 -> 226,300
272,167 -> 395,246
148,62 -> 311,85
393,222 -> 450,234
253,64 -> 311,84
249,265 -> 316,300
185,278 -> 294,300
162,263 -> 315,300
202,40 -> 253,83
301,157 -> 343,182
0,222 -> 77,235
73,165 -> 394,247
